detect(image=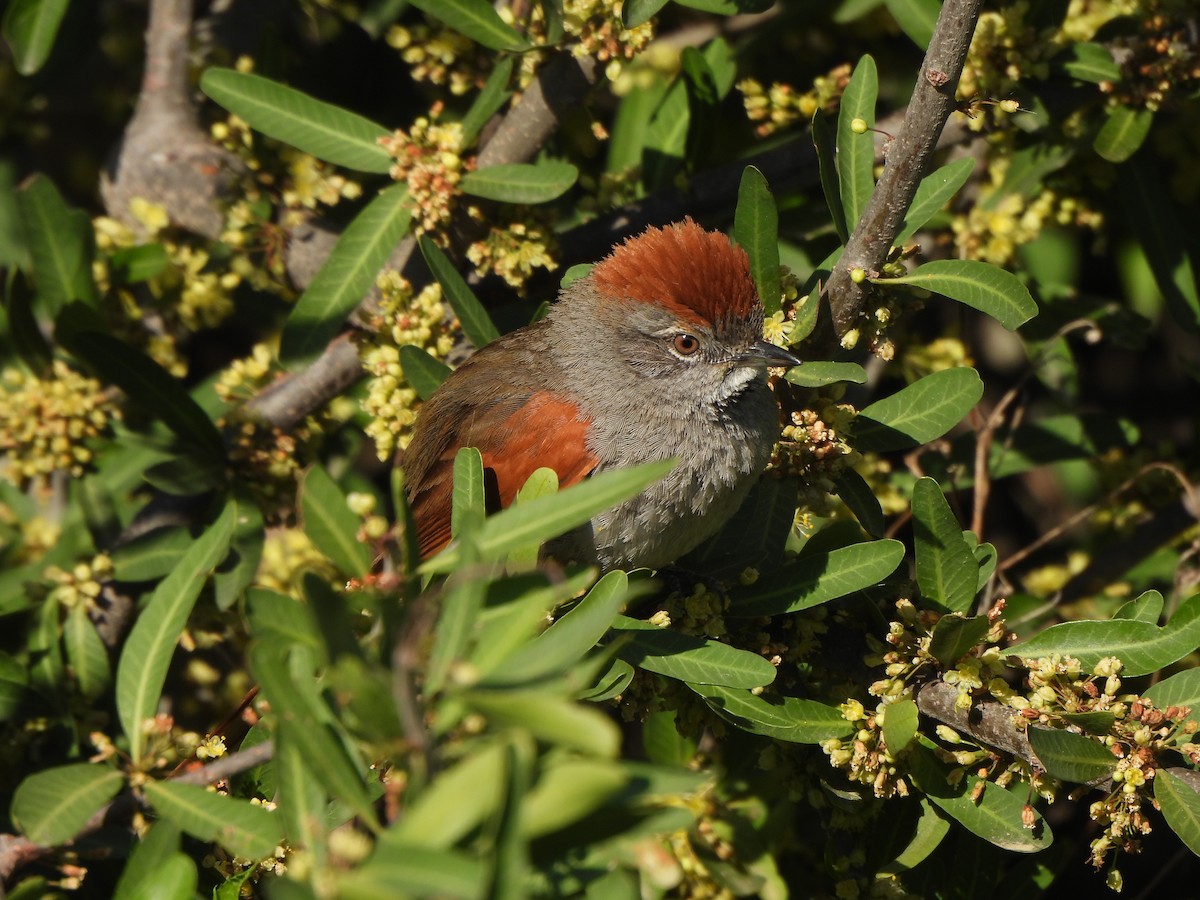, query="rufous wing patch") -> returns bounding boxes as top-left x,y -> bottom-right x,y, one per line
411,391 -> 598,559
591,217 -> 758,327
